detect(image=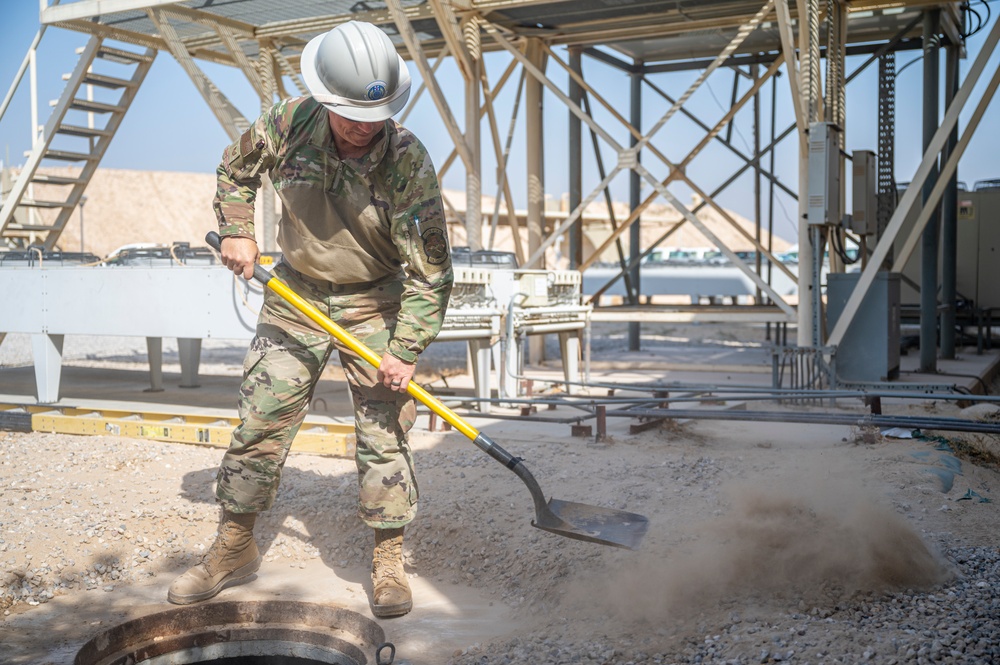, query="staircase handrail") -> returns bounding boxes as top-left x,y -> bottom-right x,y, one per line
0,0 -> 62,124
